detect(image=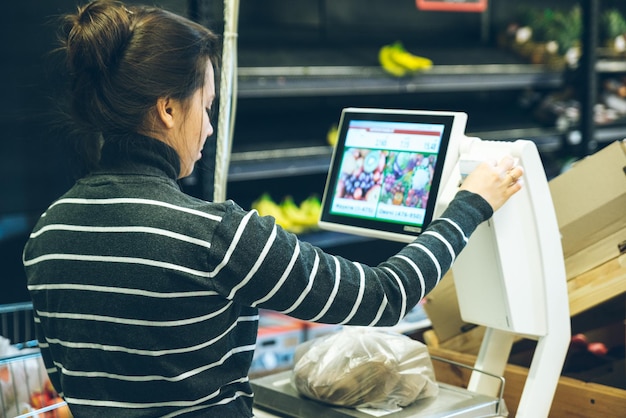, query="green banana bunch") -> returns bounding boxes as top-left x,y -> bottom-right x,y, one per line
379,42 -> 433,77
